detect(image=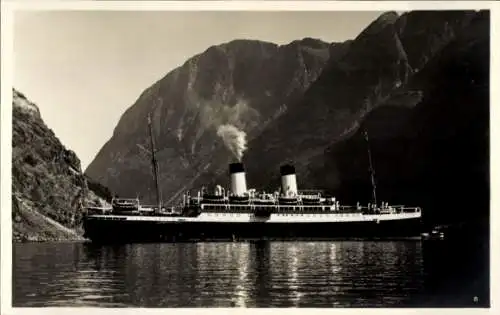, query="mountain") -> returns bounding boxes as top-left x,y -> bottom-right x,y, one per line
85,10 -> 489,228
86,38 -> 334,203
244,10 -> 478,190
12,89 -> 111,242
309,11 -> 490,226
